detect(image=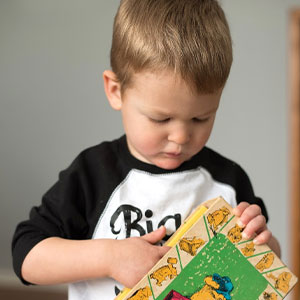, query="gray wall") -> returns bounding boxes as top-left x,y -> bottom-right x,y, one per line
1,0 -> 299,287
